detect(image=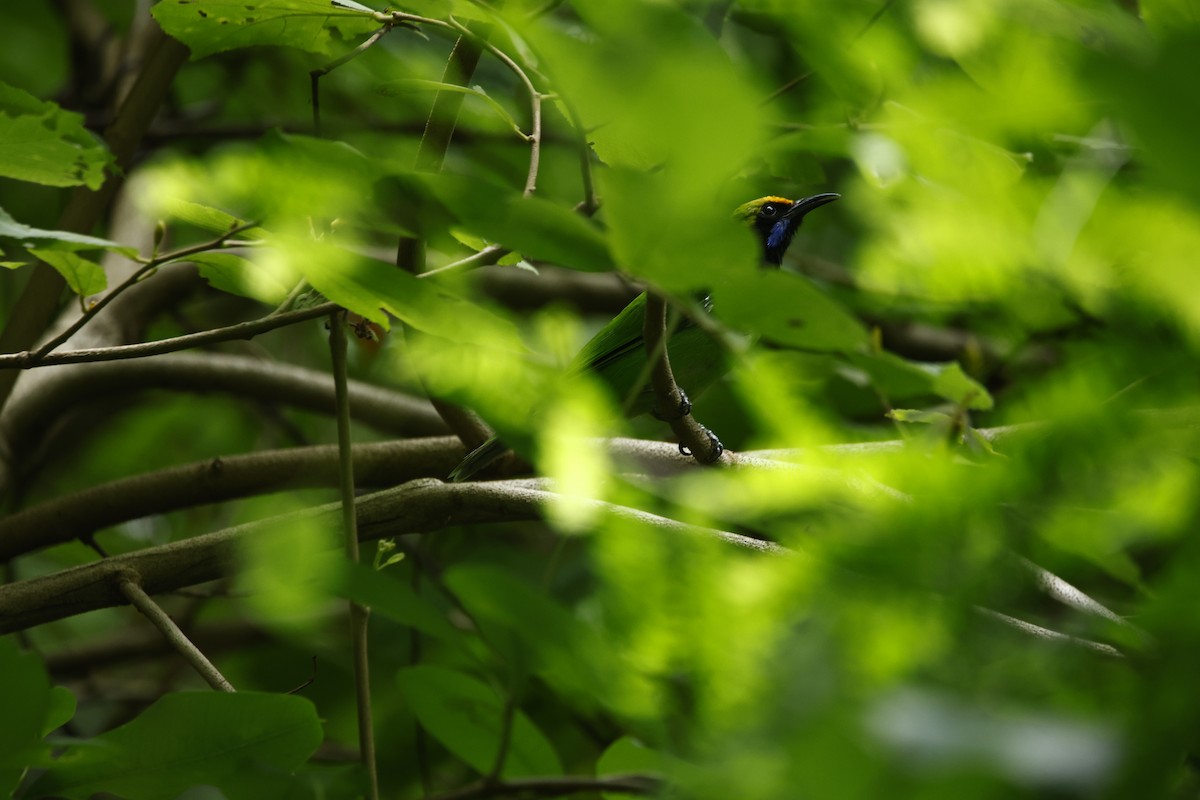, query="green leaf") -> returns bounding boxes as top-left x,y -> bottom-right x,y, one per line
845,351 -> 994,411
158,199 -> 266,238
151,0 -> 381,59
0,206 -> 135,255
191,251 -> 290,304
444,563 -> 610,706
378,80 -> 526,136
335,560 -> 462,644
0,81 -> 112,189
396,665 -> 562,779
426,174 -> 614,272
597,737 -> 667,798
29,248 -> 107,297
34,691 -> 323,800
887,408 -> 954,424
299,243 -> 525,350
43,686 -> 77,737
931,361 -> 994,411
0,638 -> 52,797
714,270 -> 869,352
